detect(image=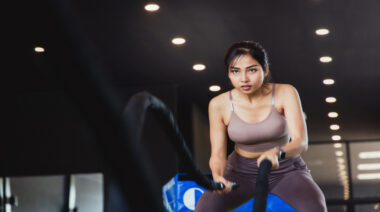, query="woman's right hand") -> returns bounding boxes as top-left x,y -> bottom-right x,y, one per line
214,176 -> 233,194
